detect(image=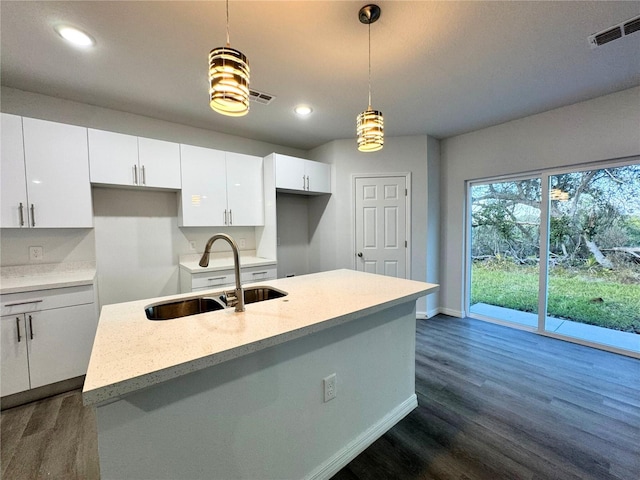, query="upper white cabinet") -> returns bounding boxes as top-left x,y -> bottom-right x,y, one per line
273,153 -> 330,194
1,113 -> 29,227
1,114 -> 93,228
88,129 -> 181,189
179,145 -> 264,227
